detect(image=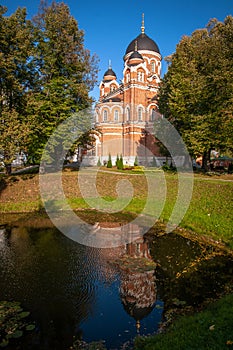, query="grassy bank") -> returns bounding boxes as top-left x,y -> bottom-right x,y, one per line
134,293 -> 233,350
0,170 -> 233,248
0,169 -> 233,350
